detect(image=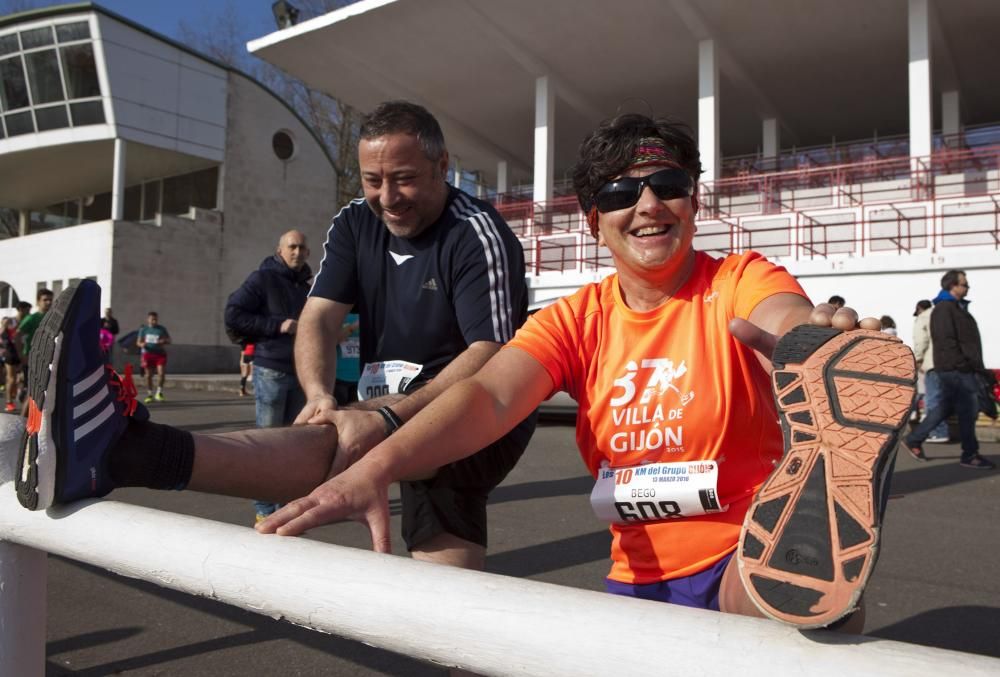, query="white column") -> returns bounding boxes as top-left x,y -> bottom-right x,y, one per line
452,156 -> 462,190
0,543 -> 46,676
908,0 -> 932,163
698,39 -> 720,183
110,138 -> 127,221
941,90 -> 960,141
497,160 -> 509,195
533,75 -> 555,205
17,210 -> 28,237
762,118 -> 779,161
475,172 -> 485,199
0,417 -> 45,677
